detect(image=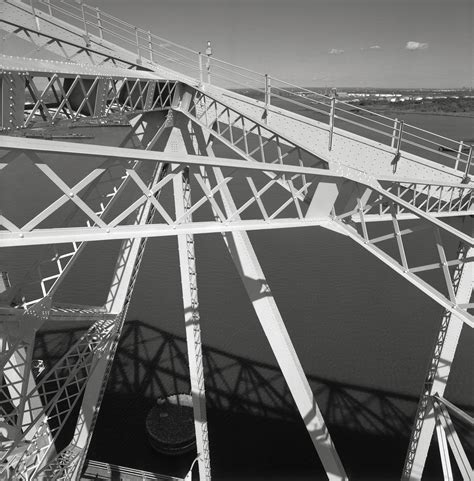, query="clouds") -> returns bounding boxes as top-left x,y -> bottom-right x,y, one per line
328,41 -> 429,55
405,41 -> 429,51
360,45 -> 382,51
